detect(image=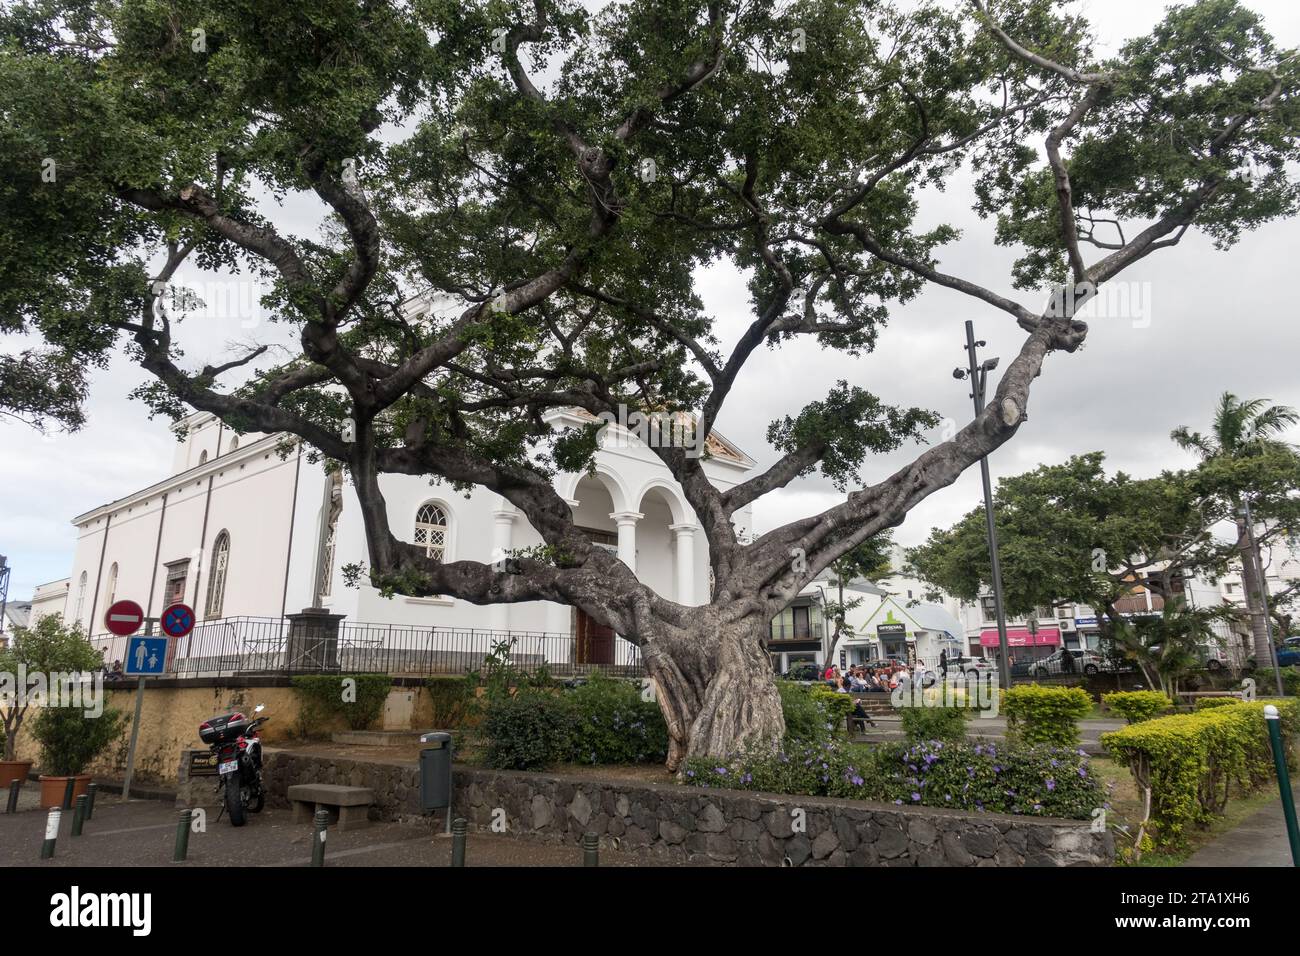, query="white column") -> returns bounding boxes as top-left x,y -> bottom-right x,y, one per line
489,506 -> 516,632
670,522 -> 697,605
610,511 -> 643,573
